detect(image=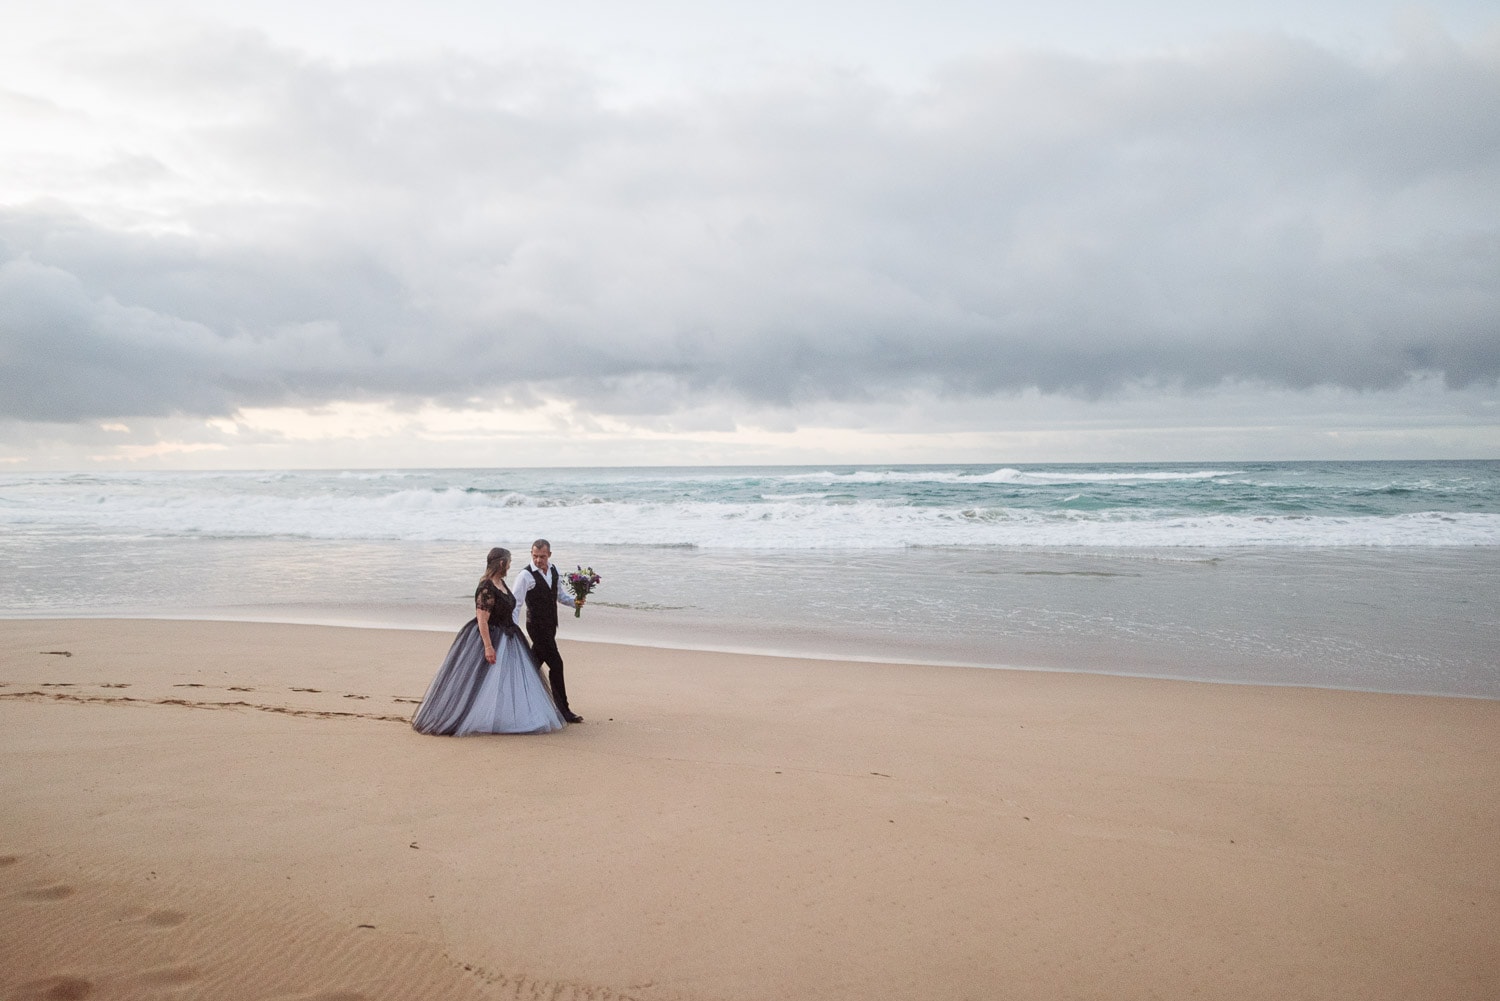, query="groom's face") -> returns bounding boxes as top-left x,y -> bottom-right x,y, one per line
531,546 -> 551,573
